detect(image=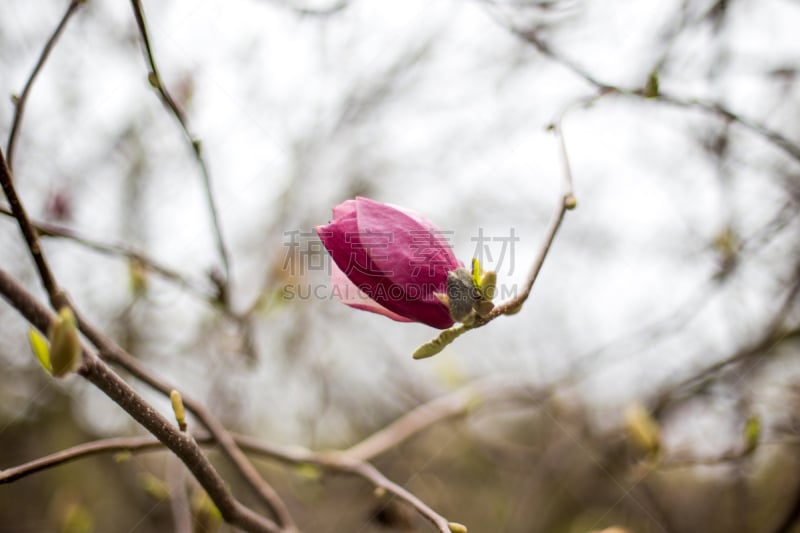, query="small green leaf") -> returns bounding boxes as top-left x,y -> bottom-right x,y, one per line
29,327 -> 52,374
448,522 -> 468,533
471,258 -> 482,289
